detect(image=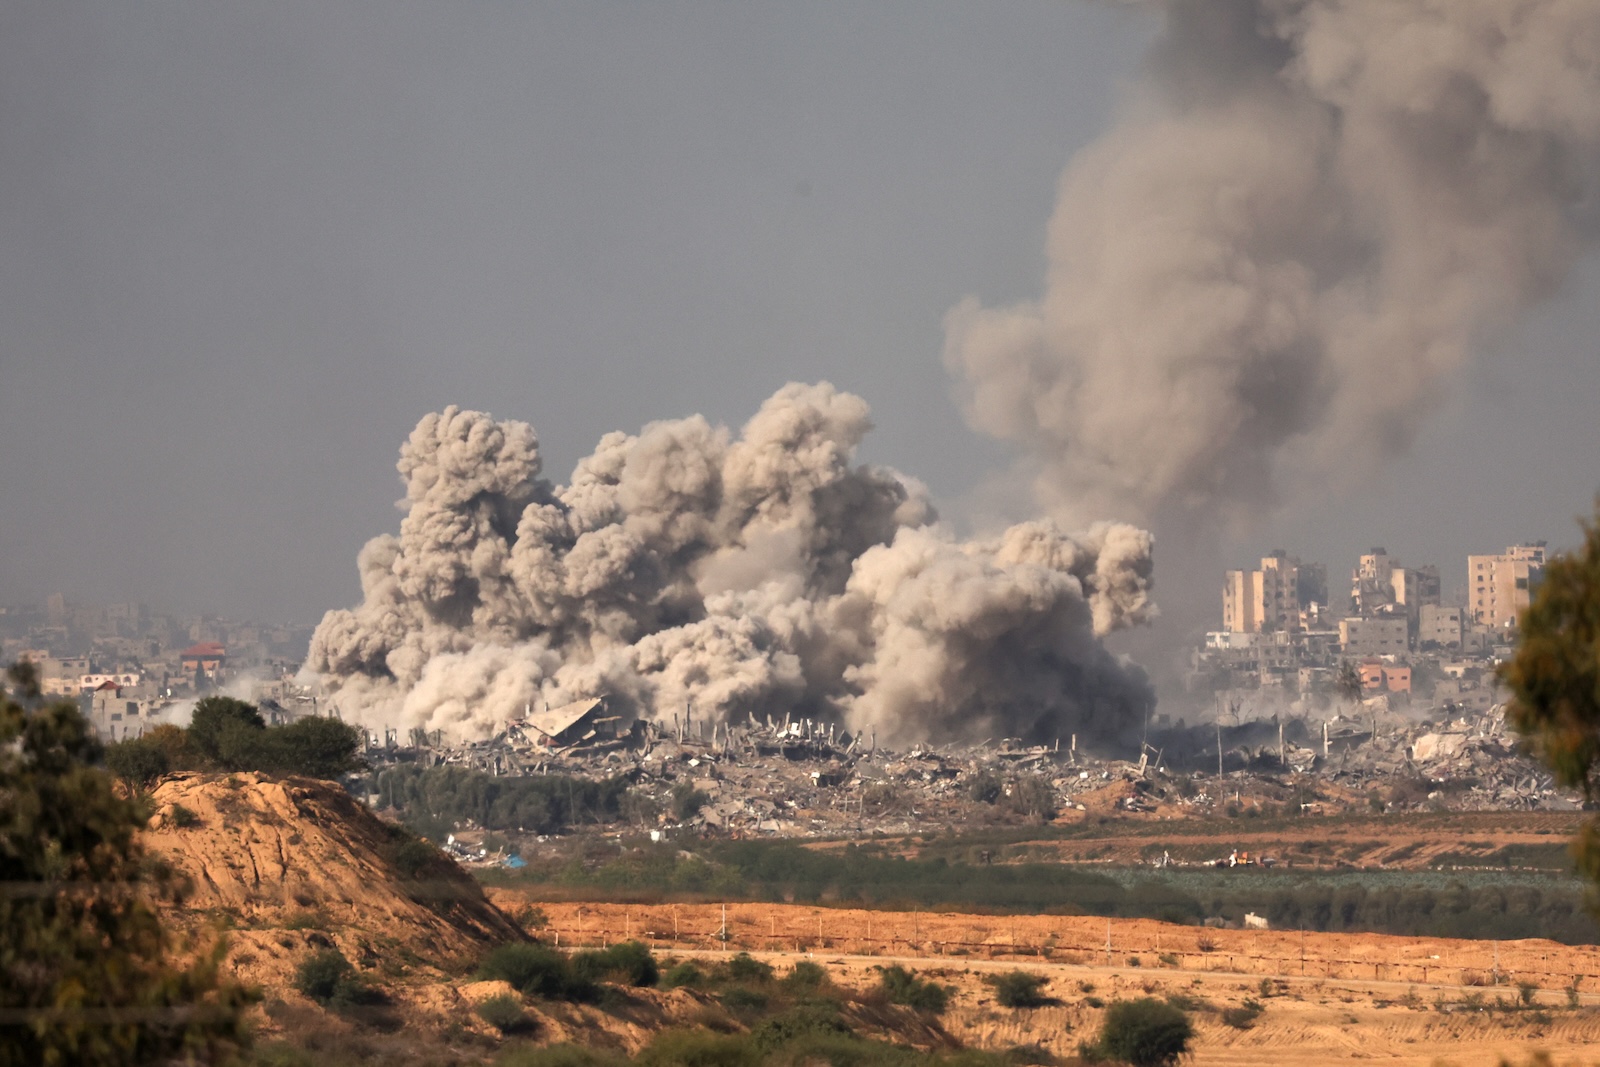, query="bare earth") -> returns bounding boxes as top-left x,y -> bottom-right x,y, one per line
494,897 -> 1600,1066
